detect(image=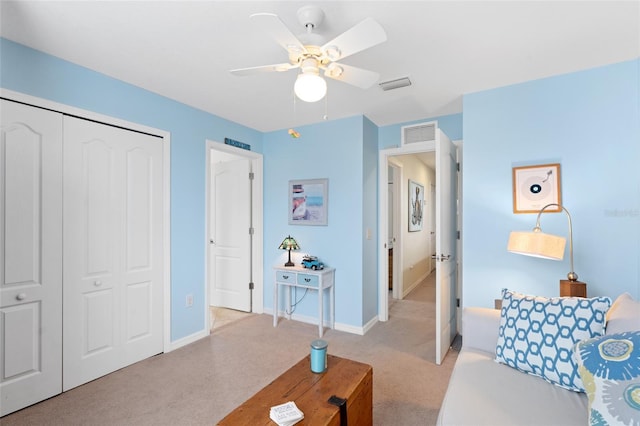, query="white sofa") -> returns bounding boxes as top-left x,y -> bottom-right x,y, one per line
437,292 -> 640,426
